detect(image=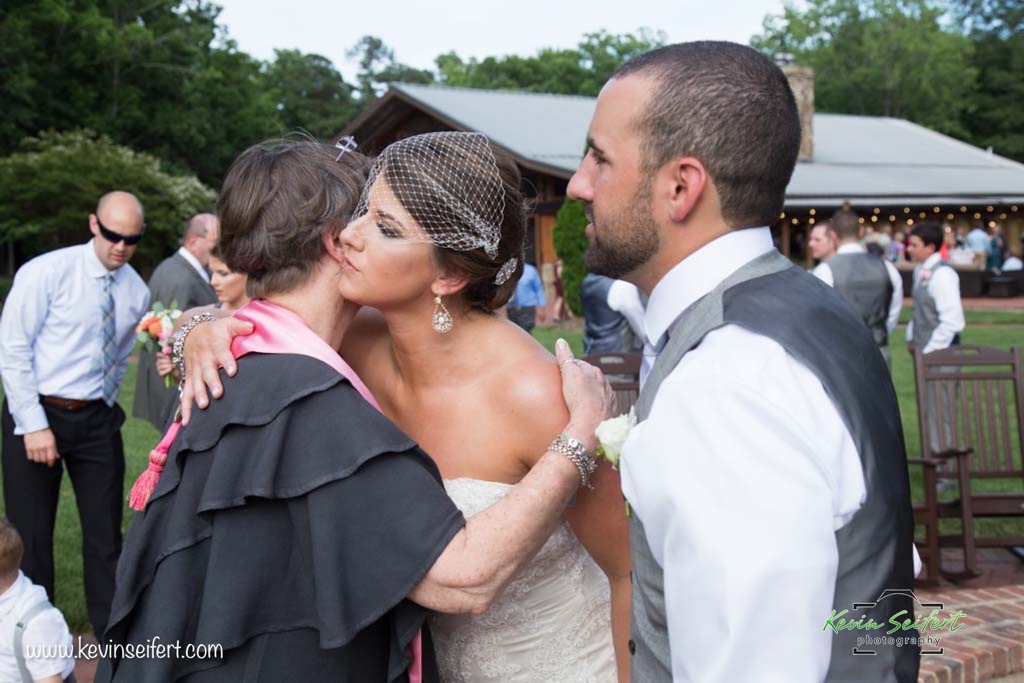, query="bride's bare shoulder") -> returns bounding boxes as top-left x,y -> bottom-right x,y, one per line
490,324 -> 566,416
